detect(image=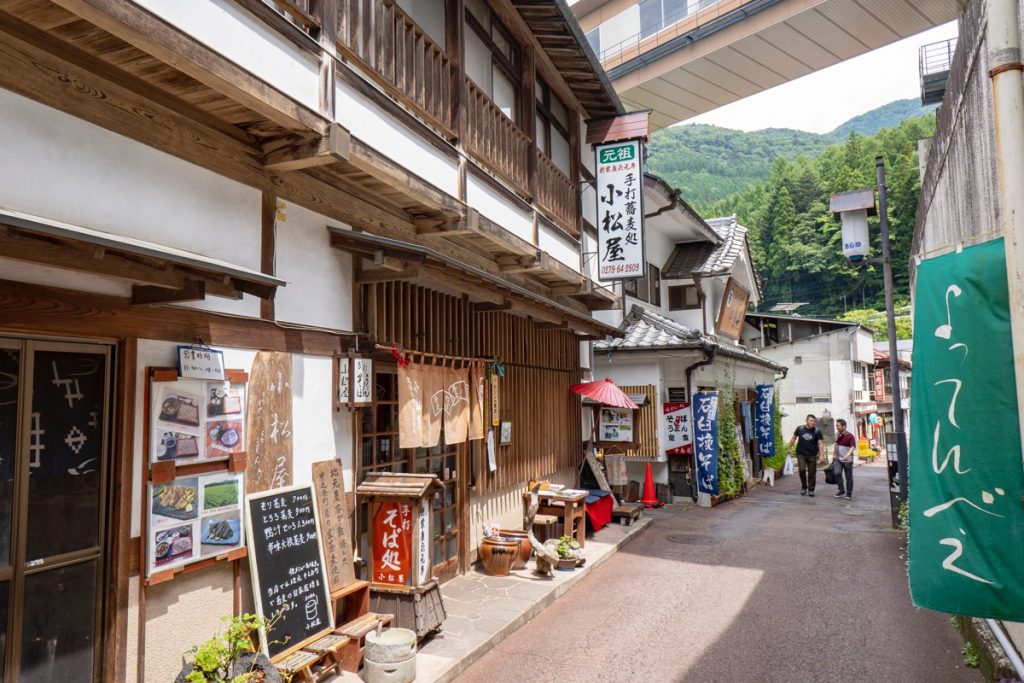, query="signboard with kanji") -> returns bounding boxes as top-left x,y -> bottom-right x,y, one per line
663,401 -> 692,455
692,392 -> 720,496
372,501 -> 413,586
754,384 -> 775,460
595,139 -> 645,282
